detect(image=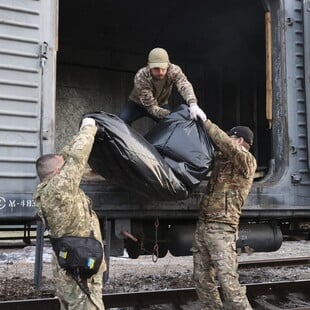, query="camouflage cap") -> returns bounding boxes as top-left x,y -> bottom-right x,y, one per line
228,126 -> 254,146
148,48 -> 169,69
